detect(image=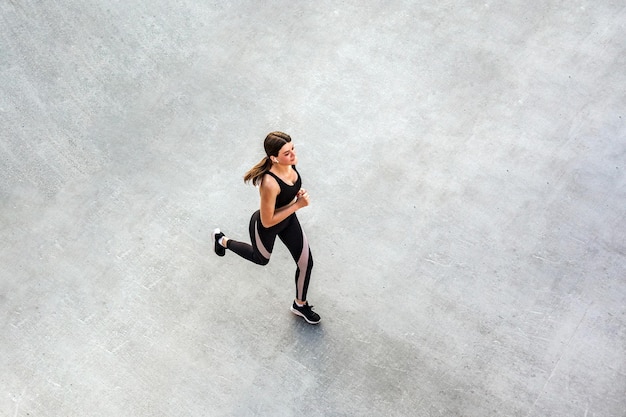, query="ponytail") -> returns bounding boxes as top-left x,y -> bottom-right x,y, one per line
243,156 -> 272,186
